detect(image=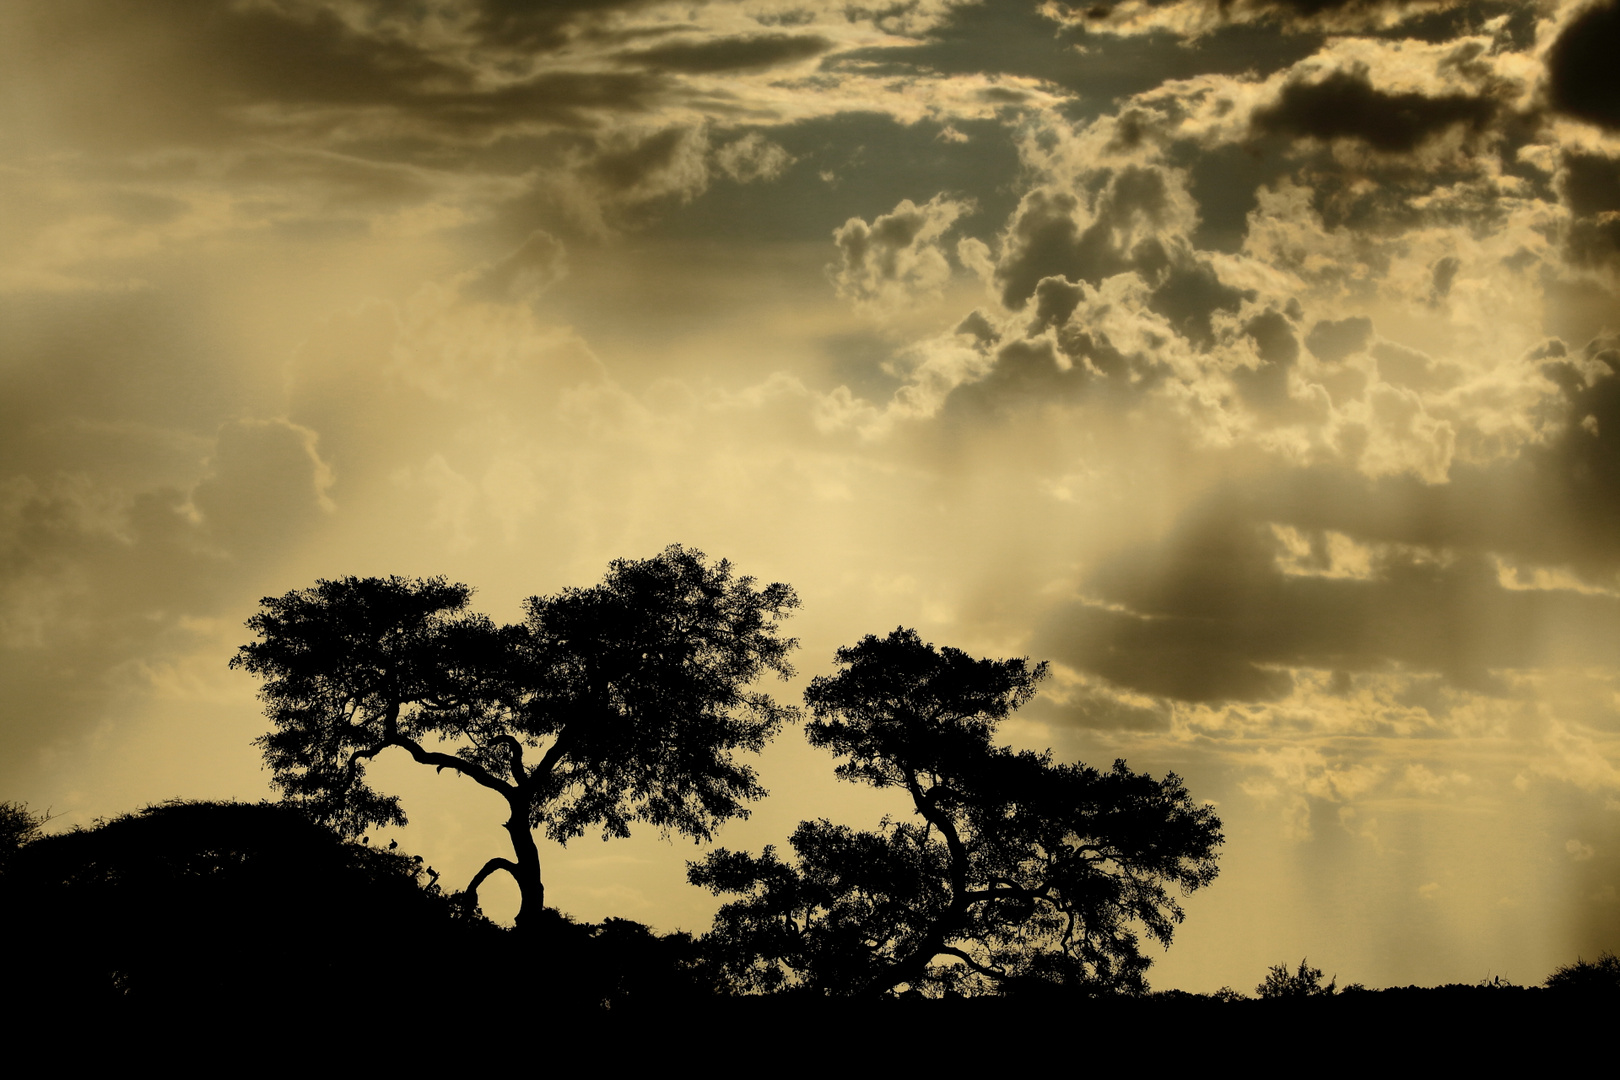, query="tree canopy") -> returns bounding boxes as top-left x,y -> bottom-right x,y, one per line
690,628 -> 1223,997
232,544 -> 799,929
